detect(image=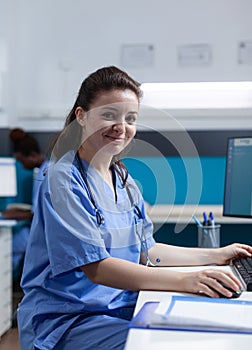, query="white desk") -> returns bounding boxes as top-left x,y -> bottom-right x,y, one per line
0,221 -> 16,338
125,266 -> 252,350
